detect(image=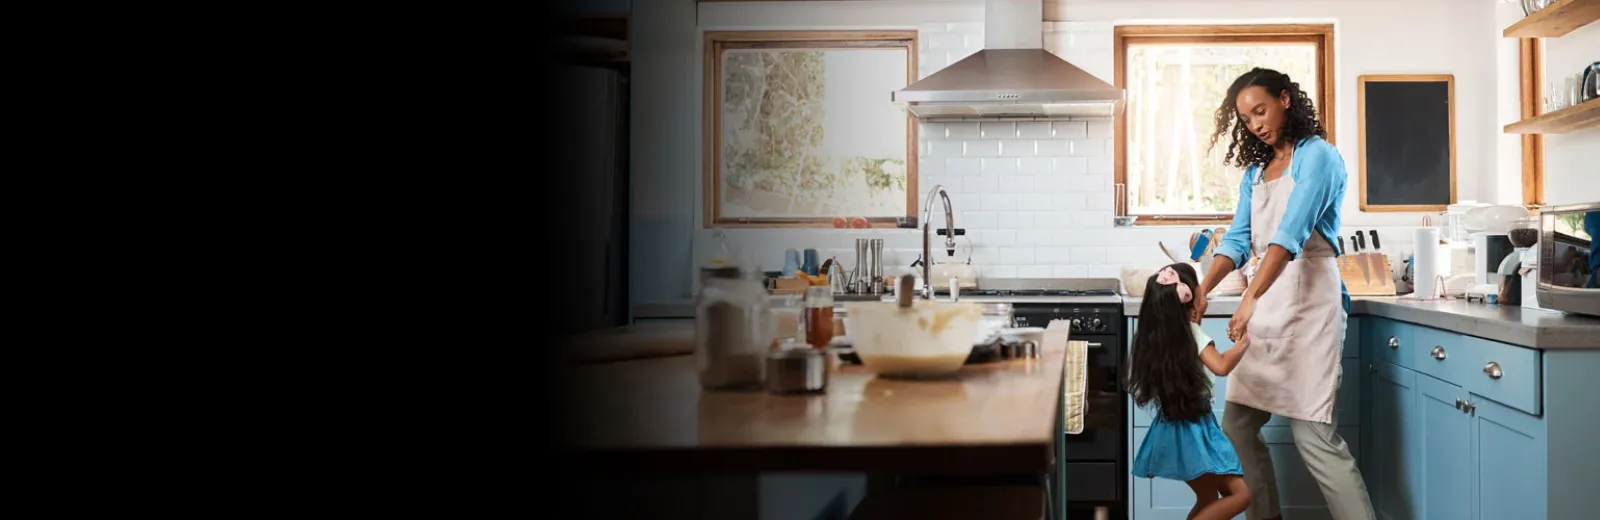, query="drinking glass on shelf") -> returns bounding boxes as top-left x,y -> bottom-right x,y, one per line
1567,75 -> 1581,108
